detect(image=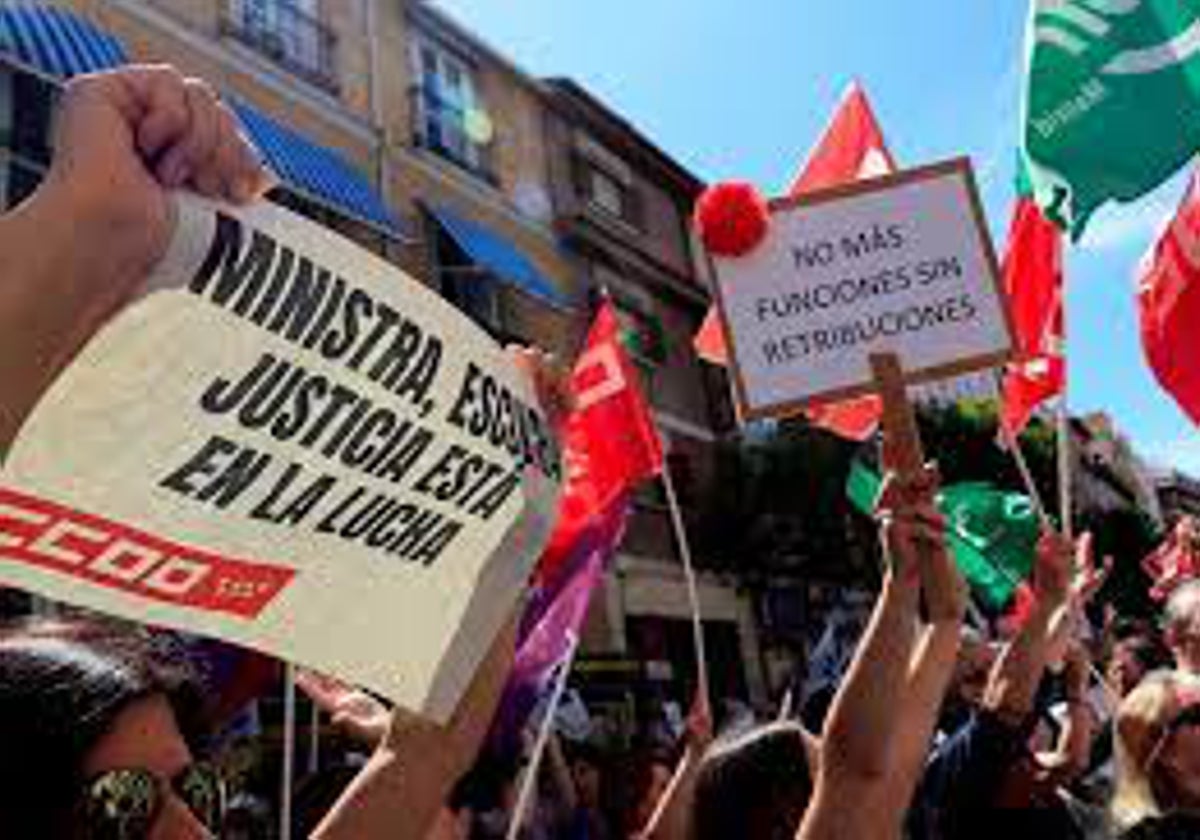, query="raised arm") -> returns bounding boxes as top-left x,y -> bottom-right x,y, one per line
798,467 -> 964,840
311,614 -> 518,840
983,531 -> 1073,723
879,614 -> 965,817
0,66 -> 269,452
